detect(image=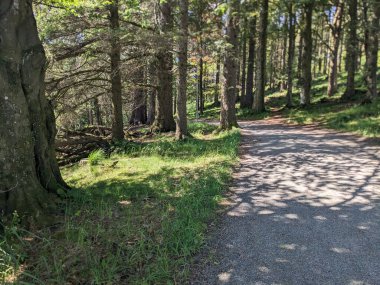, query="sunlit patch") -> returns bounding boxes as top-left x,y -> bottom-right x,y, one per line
257,209 -> 275,215
330,207 -> 341,211
349,280 -> 366,285
218,271 -> 231,282
258,266 -> 270,273
357,225 -> 369,230
360,205 -> 374,211
314,215 -> 327,221
280,244 -> 296,250
284,213 -> 299,220
118,200 -> 131,206
330,247 -> 350,254
275,258 -> 289,263
338,214 -> 348,219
